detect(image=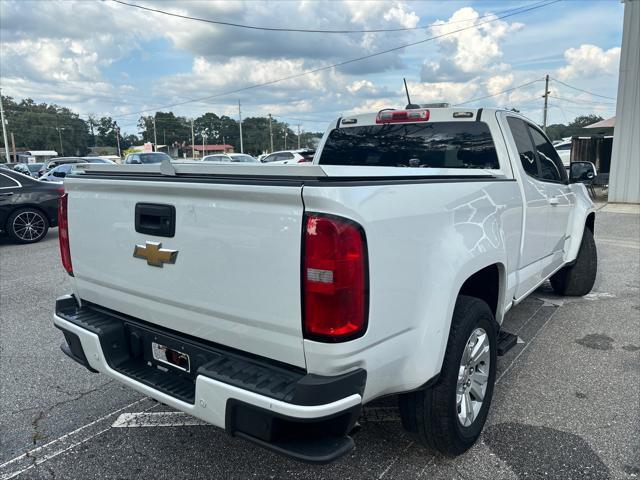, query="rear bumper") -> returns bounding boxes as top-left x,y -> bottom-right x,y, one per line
53,295 -> 364,463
